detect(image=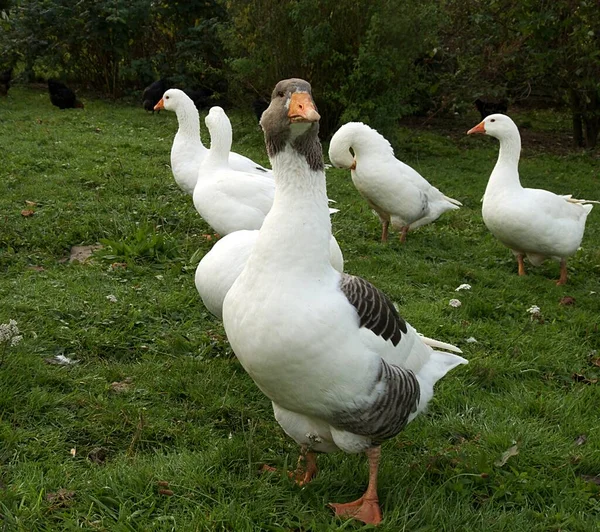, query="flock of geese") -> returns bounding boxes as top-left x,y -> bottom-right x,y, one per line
154,79 -> 596,525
